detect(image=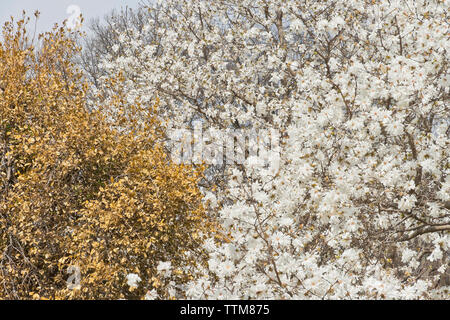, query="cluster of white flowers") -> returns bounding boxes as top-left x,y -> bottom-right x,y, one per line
126,273 -> 142,288
95,0 -> 449,299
